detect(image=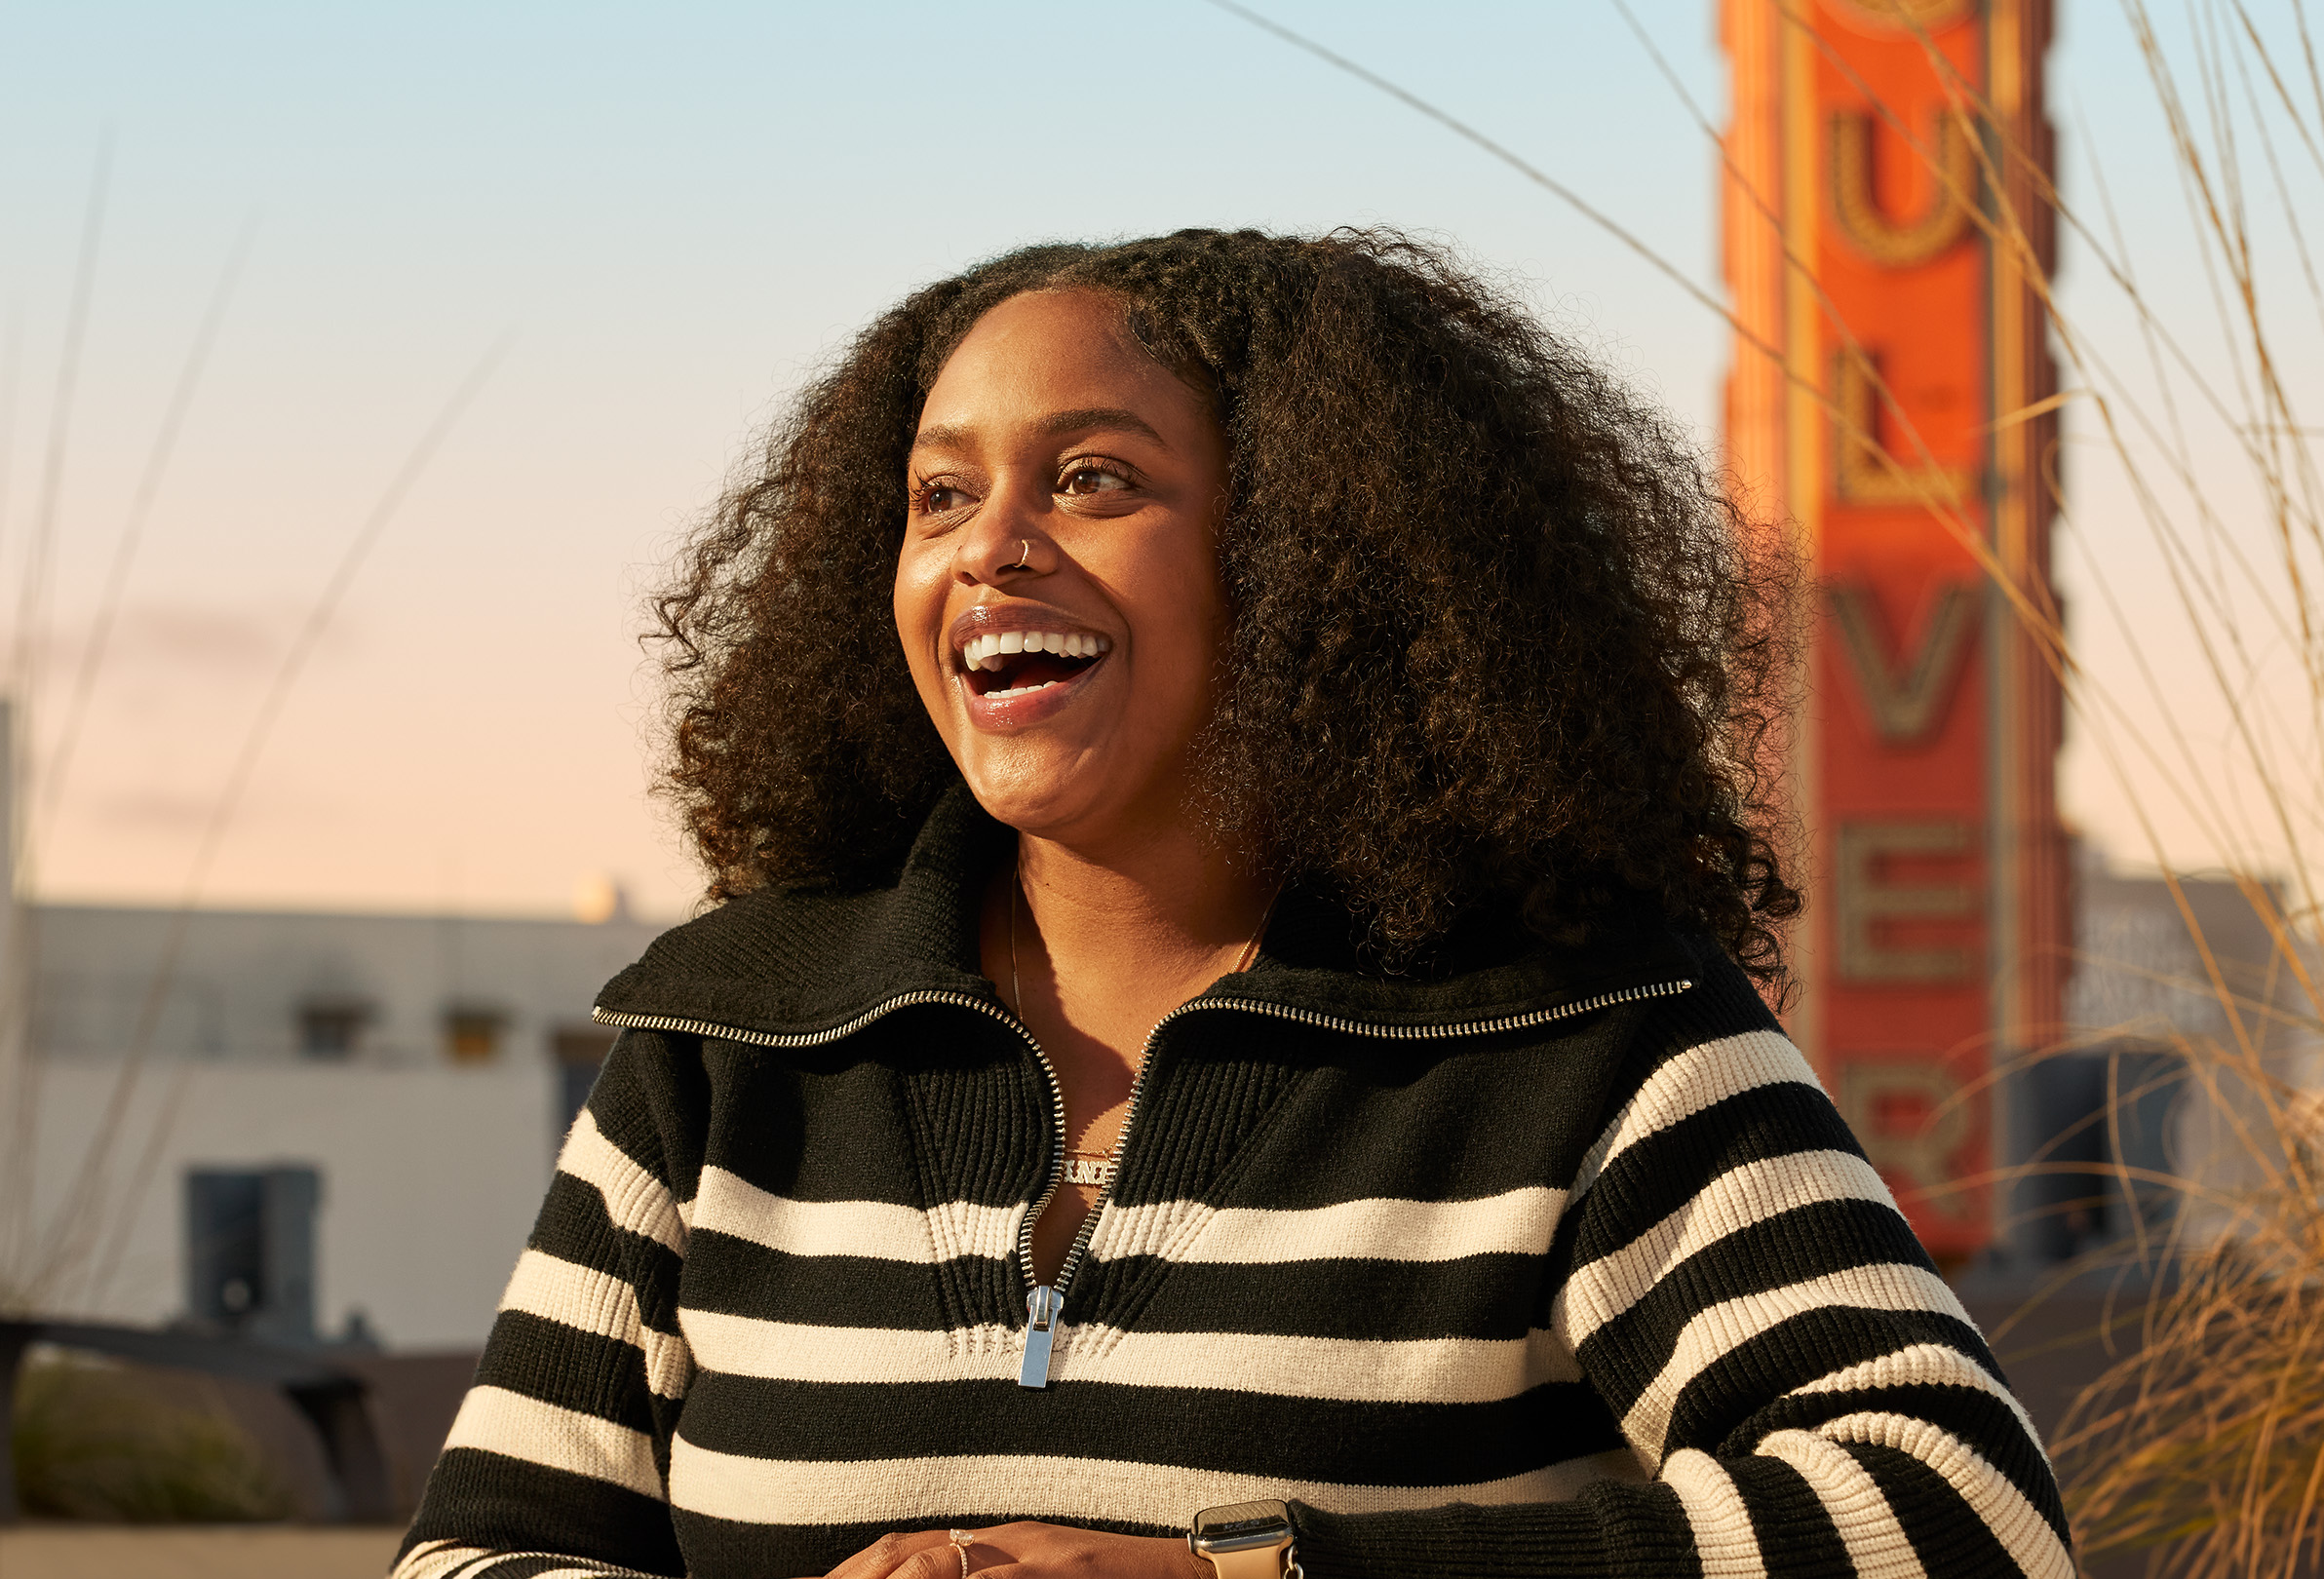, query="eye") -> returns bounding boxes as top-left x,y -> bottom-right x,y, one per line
1060,464 -> 1132,497
916,480 -> 975,517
